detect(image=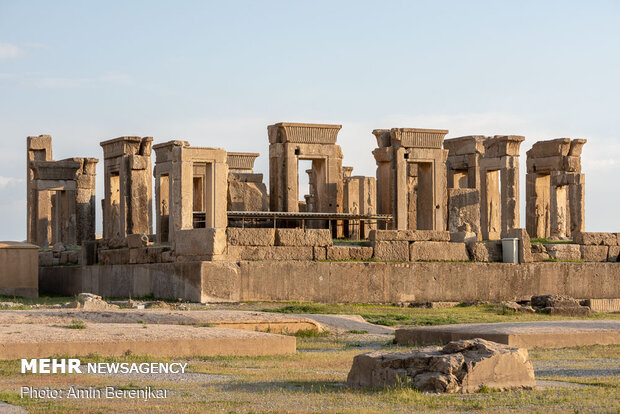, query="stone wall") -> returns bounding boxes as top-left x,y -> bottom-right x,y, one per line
1,242 -> 39,298
39,260 -> 620,304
